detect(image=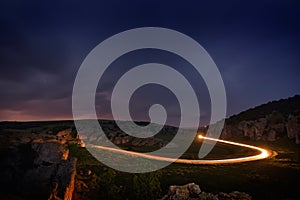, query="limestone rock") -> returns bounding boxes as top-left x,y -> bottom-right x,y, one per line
160,183 -> 251,200
0,131 -> 77,200
221,112 -> 300,143
226,191 -> 252,200
32,142 -> 69,164
167,183 -> 201,200
286,114 -> 300,144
